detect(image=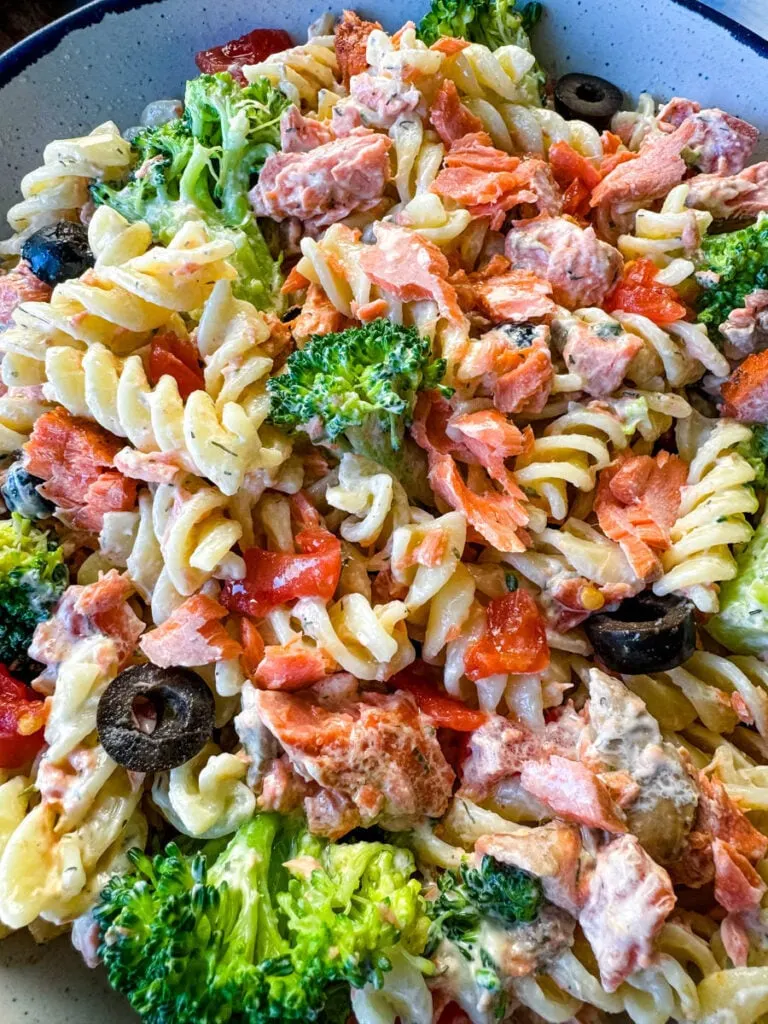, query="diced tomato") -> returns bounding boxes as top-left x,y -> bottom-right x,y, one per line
0,664 -> 46,769
392,663 -> 487,731
605,258 -> 687,324
464,590 -> 549,681
221,527 -> 342,618
148,332 -> 204,400
562,177 -> 592,218
195,28 -> 293,84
